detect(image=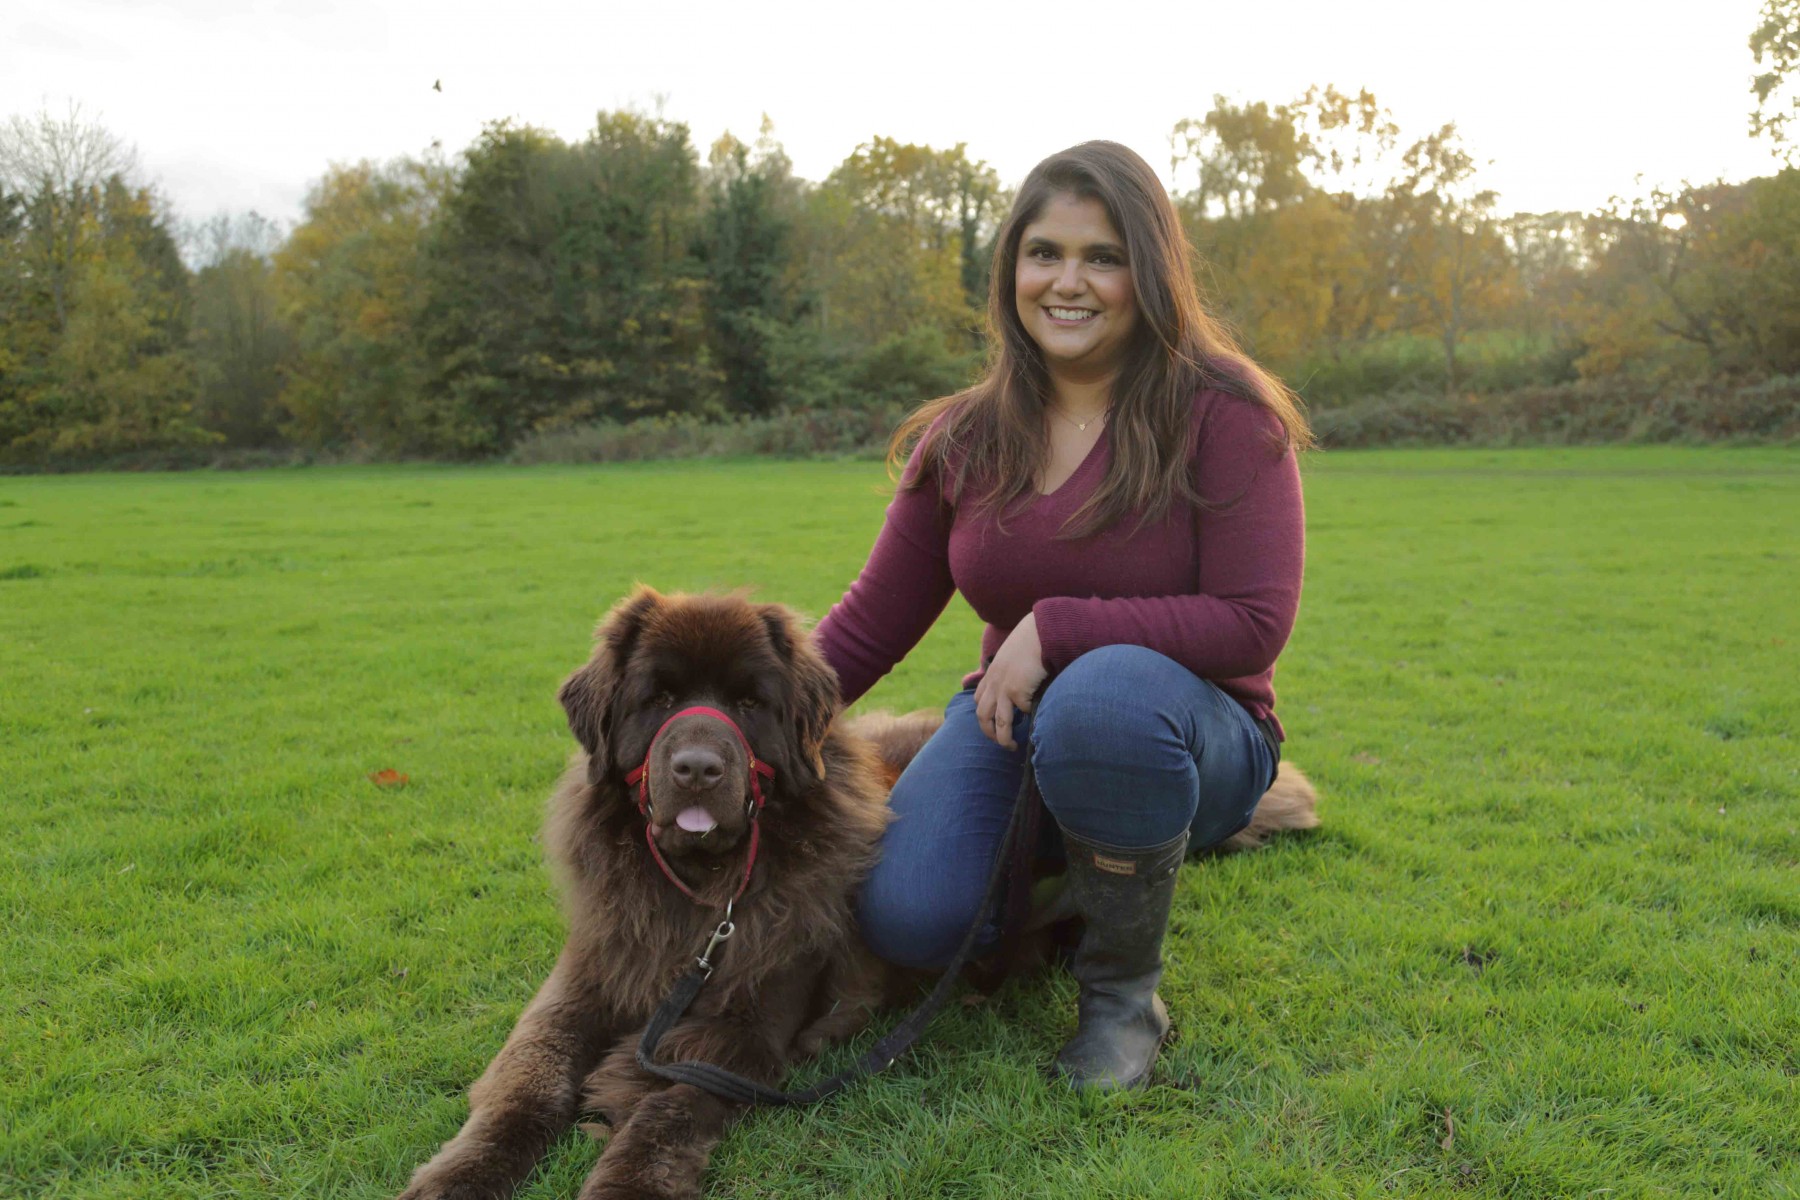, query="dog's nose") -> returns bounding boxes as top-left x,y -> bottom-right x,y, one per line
670,747 -> 725,791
